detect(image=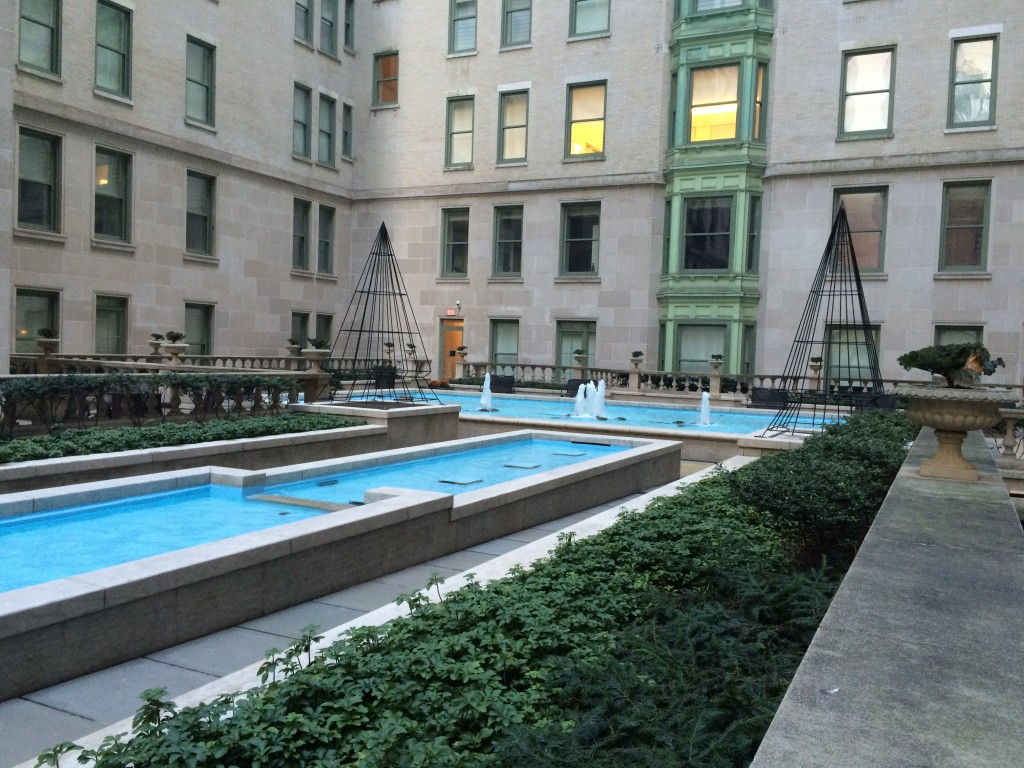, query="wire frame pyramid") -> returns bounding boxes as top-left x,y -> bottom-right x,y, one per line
760,205 -> 893,436
332,222 -> 440,404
